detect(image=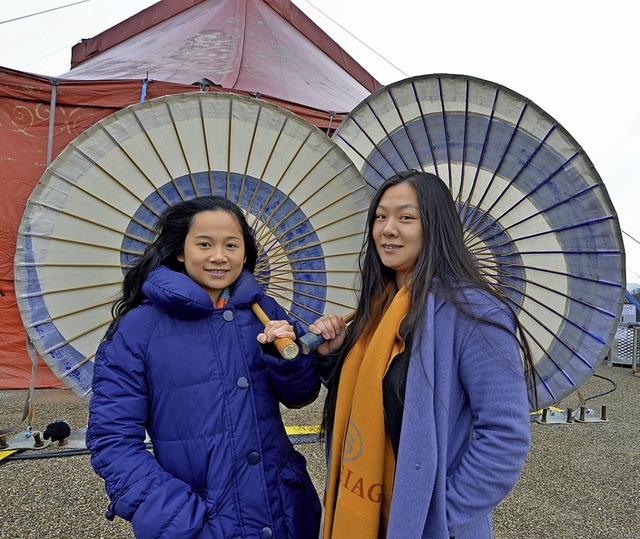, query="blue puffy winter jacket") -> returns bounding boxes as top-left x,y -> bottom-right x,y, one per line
87,266 -> 321,538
